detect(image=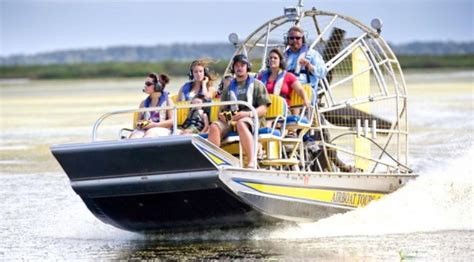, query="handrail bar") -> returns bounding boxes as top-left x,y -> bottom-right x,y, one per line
91,100 -> 259,169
